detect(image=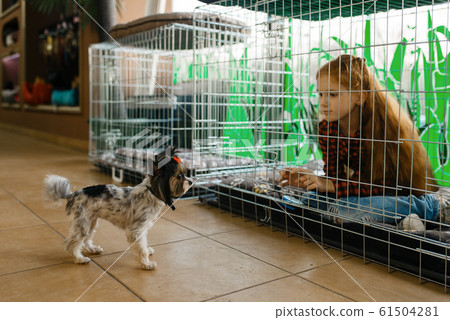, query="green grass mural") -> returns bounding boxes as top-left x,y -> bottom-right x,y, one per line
418,12 -> 449,186
223,48 -> 255,158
